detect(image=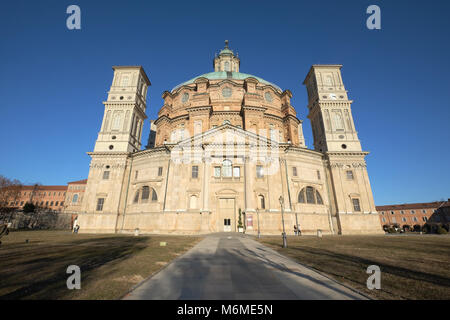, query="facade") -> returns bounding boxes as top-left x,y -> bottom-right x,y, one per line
63,179 -> 87,214
376,201 -> 450,231
4,185 -> 67,212
77,42 -> 383,235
